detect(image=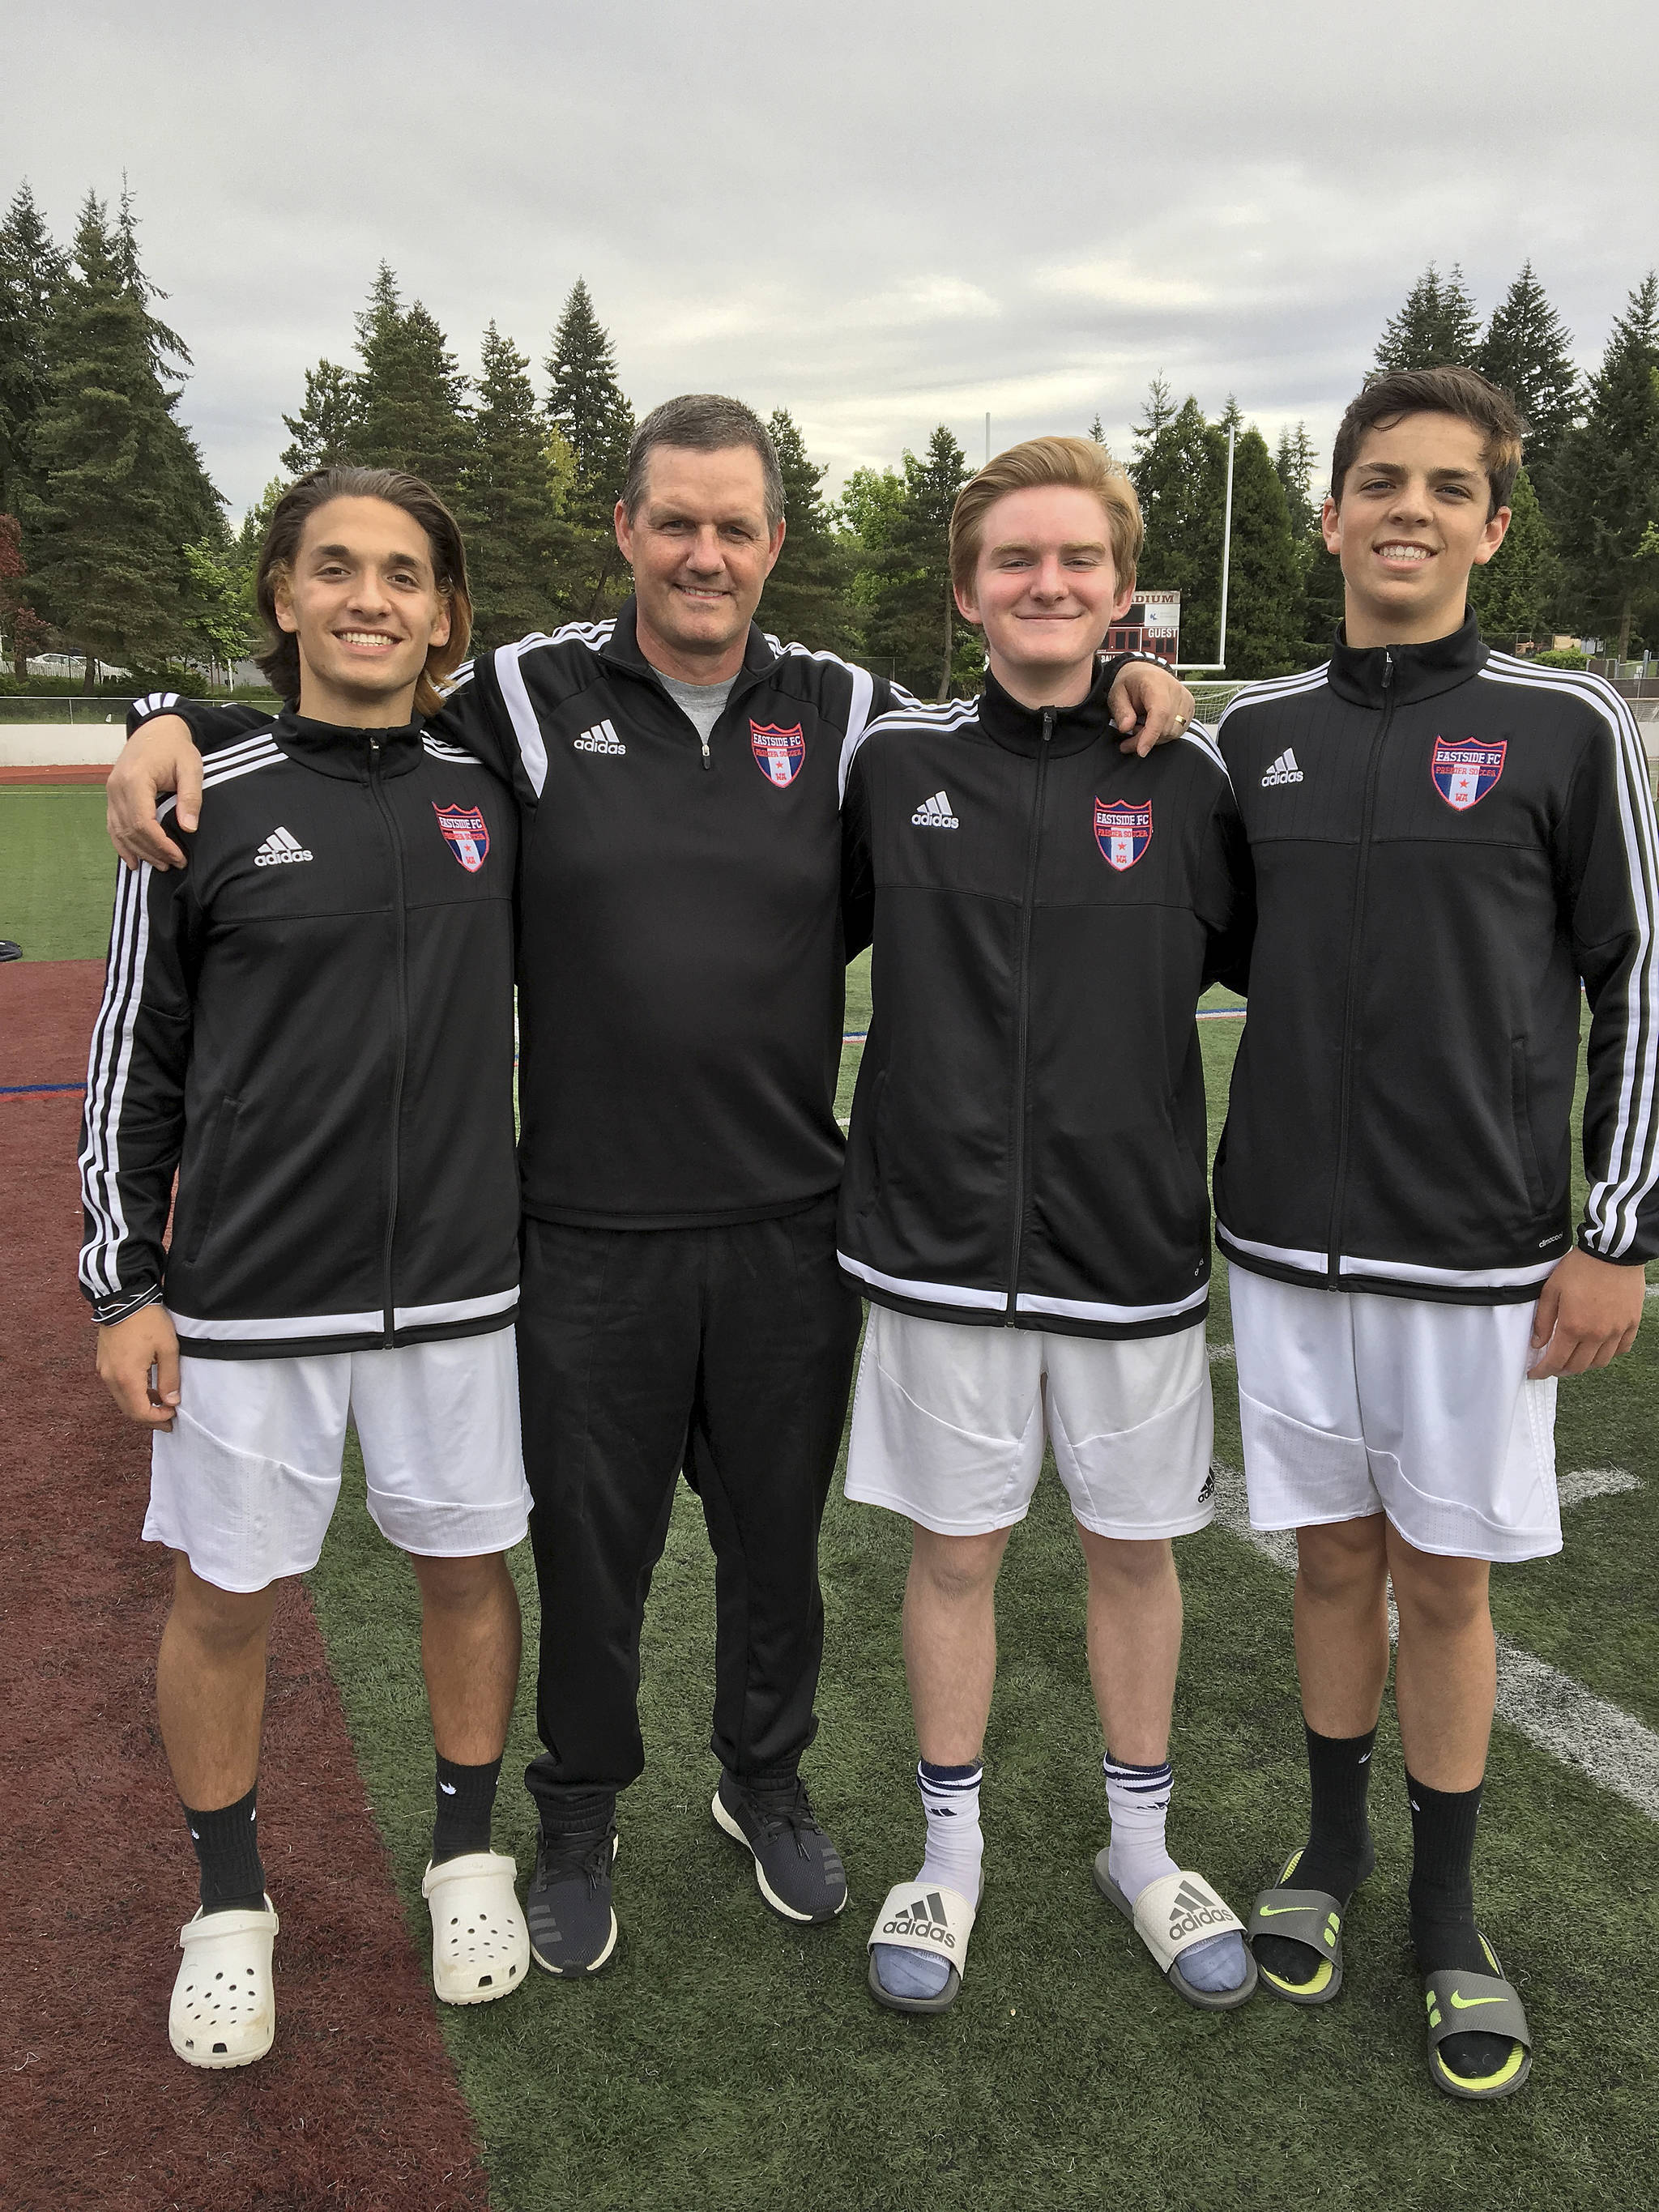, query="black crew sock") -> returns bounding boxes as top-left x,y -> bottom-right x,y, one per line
1406,1771 -> 1514,2082
183,1784 -> 267,1916
1254,1723 -> 1377,1988
432,1754 -> 503,1864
